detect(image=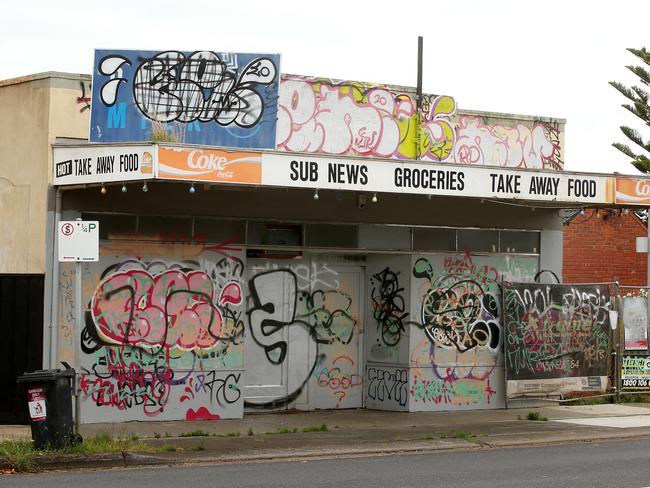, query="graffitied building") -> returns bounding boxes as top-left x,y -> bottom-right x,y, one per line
0,72 -> 90,423
563,209 -> 647,285
41,49 -> 629,424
